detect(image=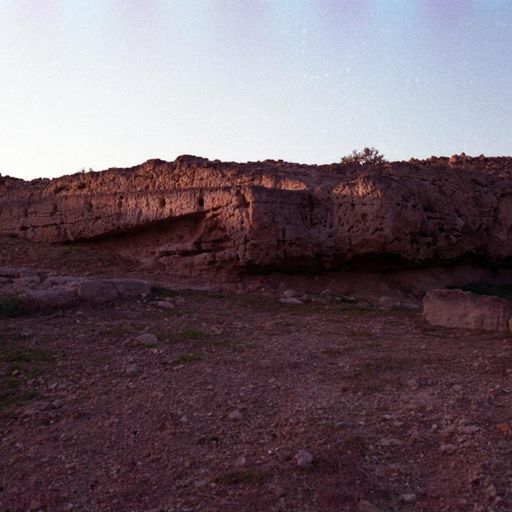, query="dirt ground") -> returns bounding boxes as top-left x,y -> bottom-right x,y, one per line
1,237 -> 512,511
